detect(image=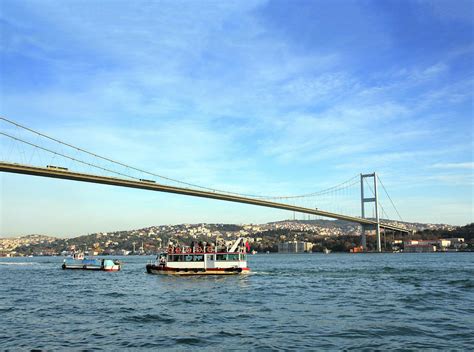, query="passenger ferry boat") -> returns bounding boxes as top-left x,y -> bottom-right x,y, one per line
146,238 -> 250,275
62,252 -> 121,271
